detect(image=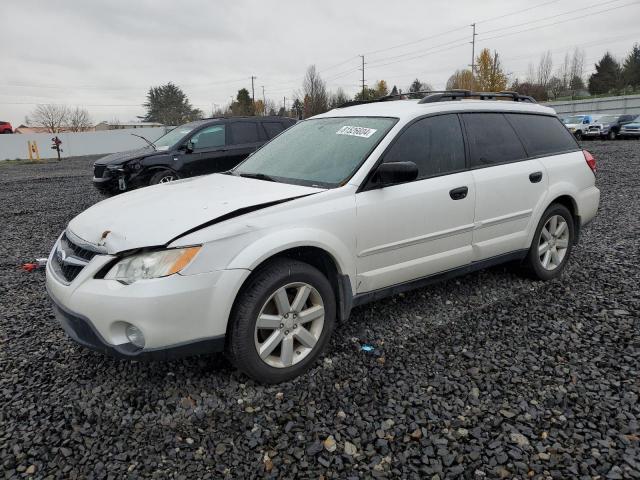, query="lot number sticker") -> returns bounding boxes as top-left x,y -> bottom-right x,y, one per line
336,125 -> 377,138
